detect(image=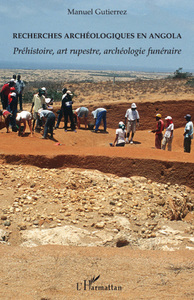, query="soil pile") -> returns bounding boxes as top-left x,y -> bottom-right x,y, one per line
1,165 -> 193,250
